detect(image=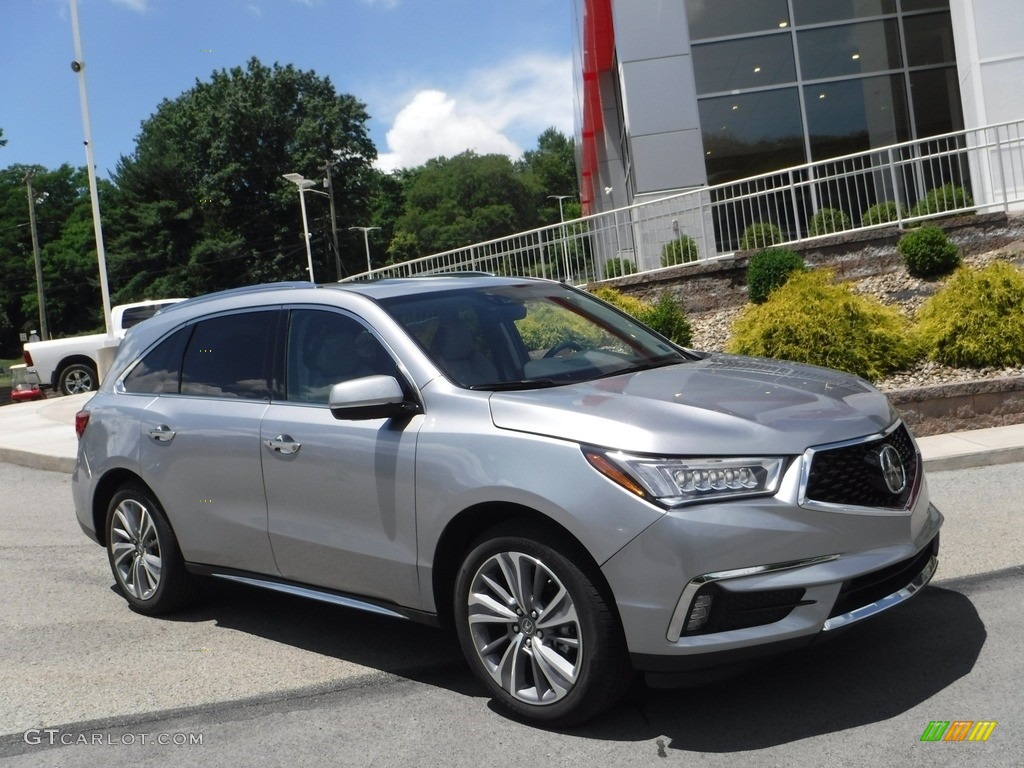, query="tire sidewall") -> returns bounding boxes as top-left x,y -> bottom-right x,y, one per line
59,363 -> 96,395
105,484 -> 187,615
454,529 -> 623,726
